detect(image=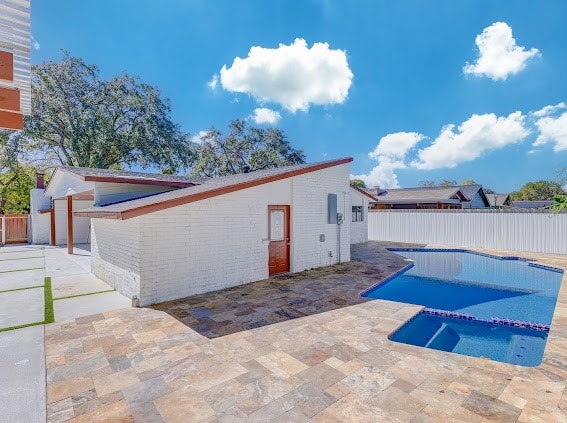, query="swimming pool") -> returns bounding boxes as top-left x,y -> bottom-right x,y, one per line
362,249 -> 563,366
